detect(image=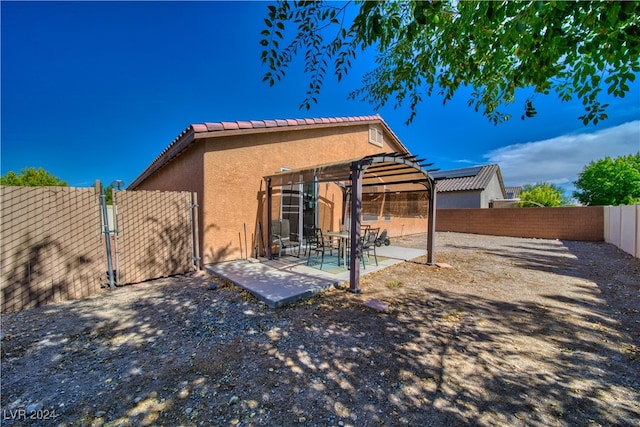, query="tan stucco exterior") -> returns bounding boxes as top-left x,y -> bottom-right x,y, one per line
131,117 -> 431,264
